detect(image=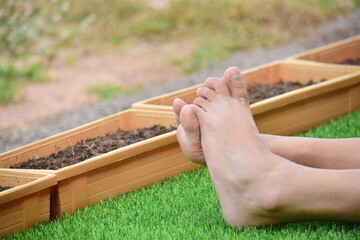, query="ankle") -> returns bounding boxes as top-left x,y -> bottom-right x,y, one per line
258,187 -> 283,212
258,159 -> 301,213
257,159 -> 296,213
